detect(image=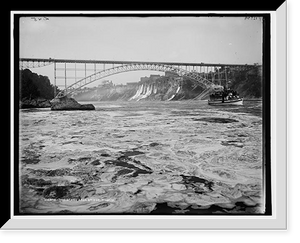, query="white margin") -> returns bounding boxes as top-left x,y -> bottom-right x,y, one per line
5,6 -> 287,230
